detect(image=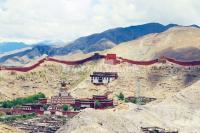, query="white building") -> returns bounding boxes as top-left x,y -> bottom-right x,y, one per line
90,72 -> 118,85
